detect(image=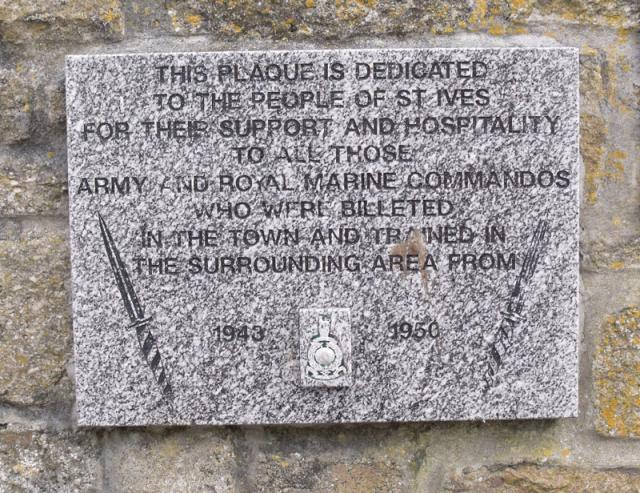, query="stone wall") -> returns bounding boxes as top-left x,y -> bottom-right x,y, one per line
0,1 -> 638,491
